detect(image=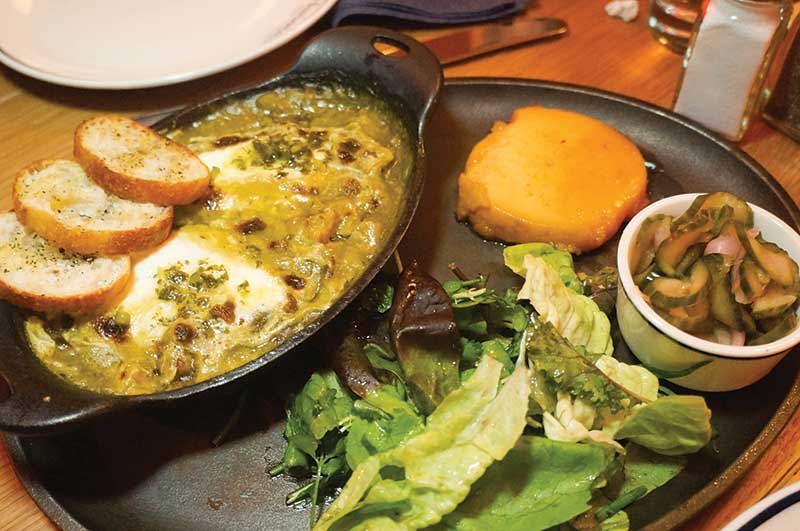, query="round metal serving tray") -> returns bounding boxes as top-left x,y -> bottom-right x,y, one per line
6,79 -> 800,530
